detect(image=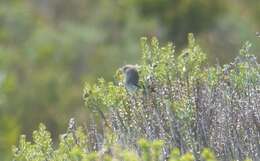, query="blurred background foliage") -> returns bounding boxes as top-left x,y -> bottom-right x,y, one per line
0,0 -> 259,160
